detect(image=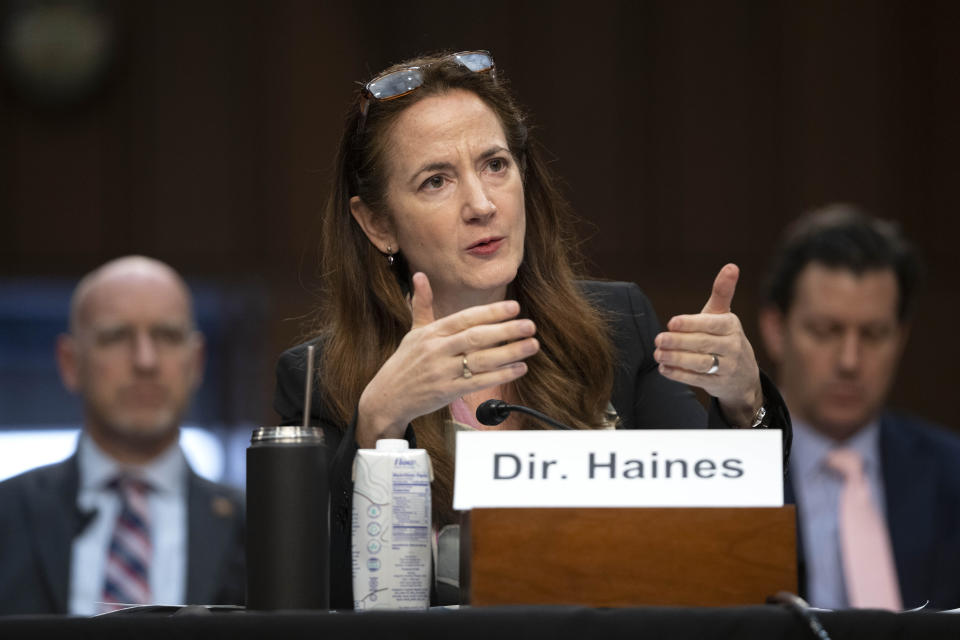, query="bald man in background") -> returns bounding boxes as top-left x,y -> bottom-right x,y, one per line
0,256 -> 245,615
